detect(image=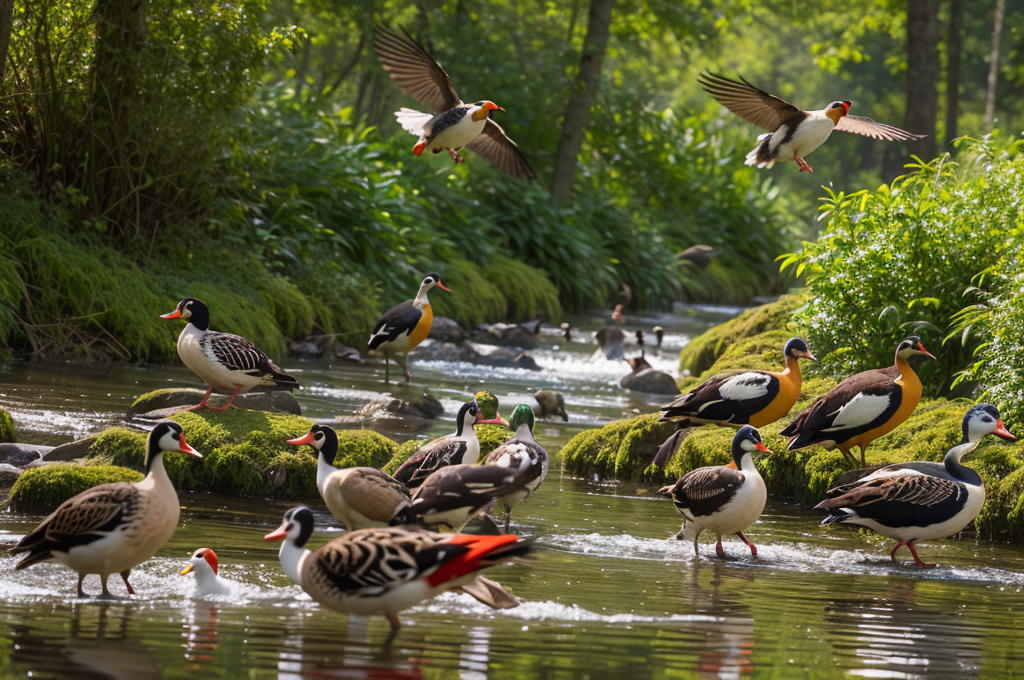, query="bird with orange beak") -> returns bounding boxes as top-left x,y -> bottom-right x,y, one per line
699,72 -> 924,173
